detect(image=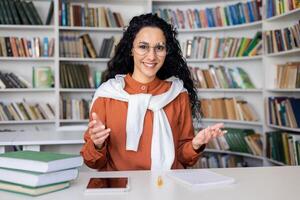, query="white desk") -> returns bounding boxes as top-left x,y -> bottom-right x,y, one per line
0,131 -> 84,153
1,166 -> 299,200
